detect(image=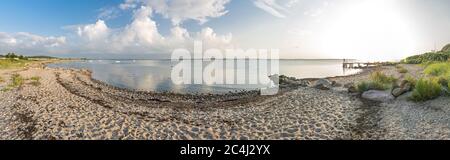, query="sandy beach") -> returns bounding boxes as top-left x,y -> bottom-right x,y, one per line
1,61 -> 449,140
